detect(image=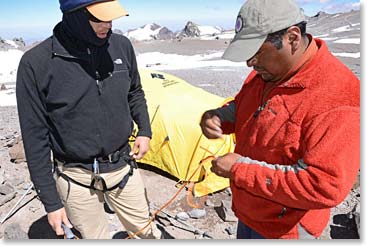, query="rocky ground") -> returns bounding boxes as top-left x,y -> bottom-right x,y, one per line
0,10 -> 361,239
0,104 -> 239,240
0,104 -> 360,240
